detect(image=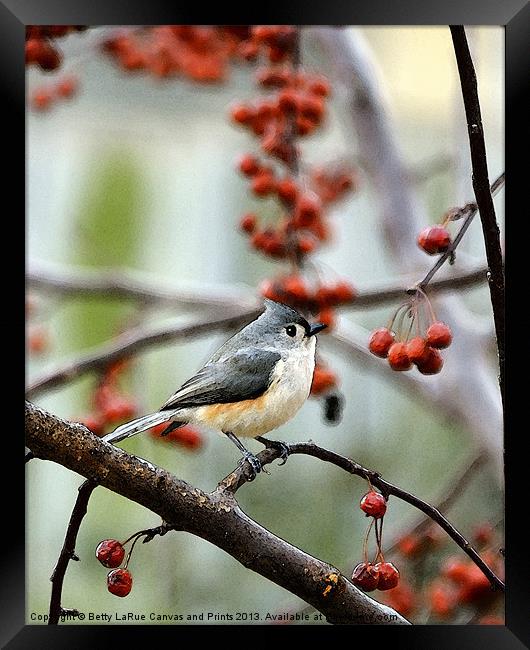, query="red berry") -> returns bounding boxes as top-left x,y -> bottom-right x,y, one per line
387,342 -> 412,371
28,324 -> 49,352
316,308 -> 335,331
443,557 -> 469,583
251,171 -> 275,196
276,177 -> 298,204
295,233 -> 317,255
278,88 -> 299,112
96,539 -> 125,568
310,366 -> 337,395
397,534 -> 422,558
406,337 -> 430,364
368,328 -> 395,358
456,564 -> 492,603
56,76 -> 77,98
307,77 -> 331,97
415,347 -> 443,375
170,425 -> 203,449
31,89 -> 53,112
293,192 -> 321,226
239,213 -> 258,234
429,580 -> 457,617
104,398 -> 136,423
281,275 -> 309,301
360,491 -> 387,518
237,153 -> 260,177
426,321 -> 452,349
417,225 -> 451,255
332,281 -> 357,304
79,415 -> 105,436
230,103 -> 253,124
375,562 -> 400,590
107,568 -> 133,597
351,562 -> 380,592
472,523 -> 494,547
